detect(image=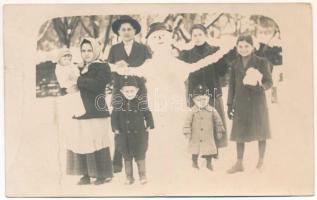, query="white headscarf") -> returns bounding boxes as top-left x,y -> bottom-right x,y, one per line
79,37 -> 102,74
